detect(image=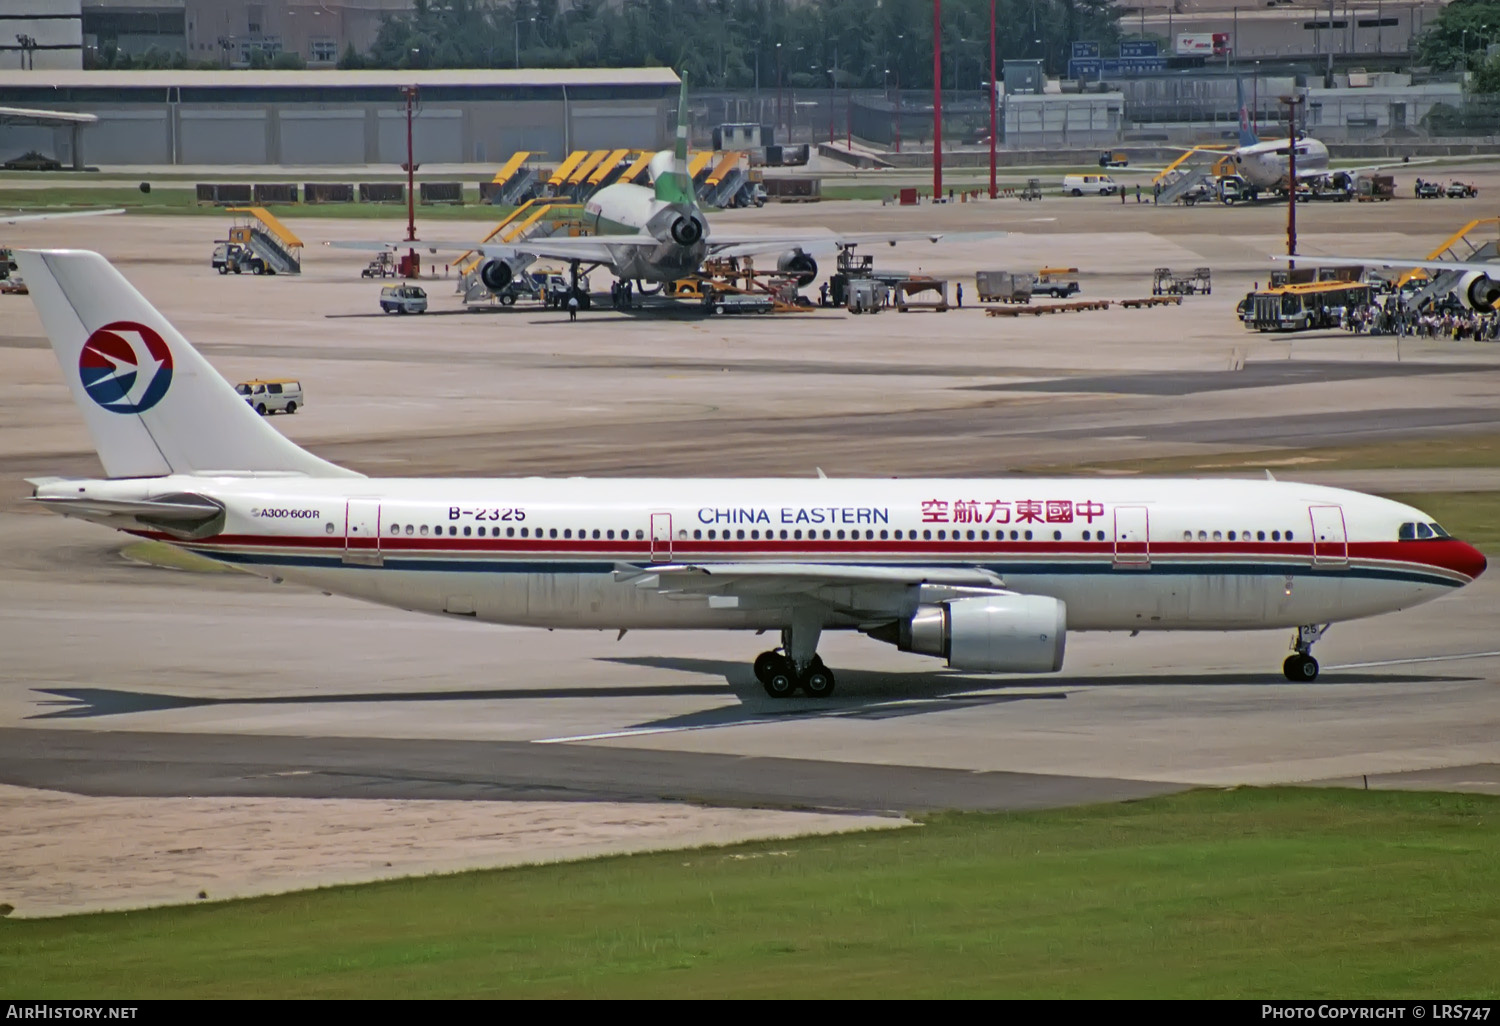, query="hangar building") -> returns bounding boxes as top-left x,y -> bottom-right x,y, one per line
0,67 -> 679,166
